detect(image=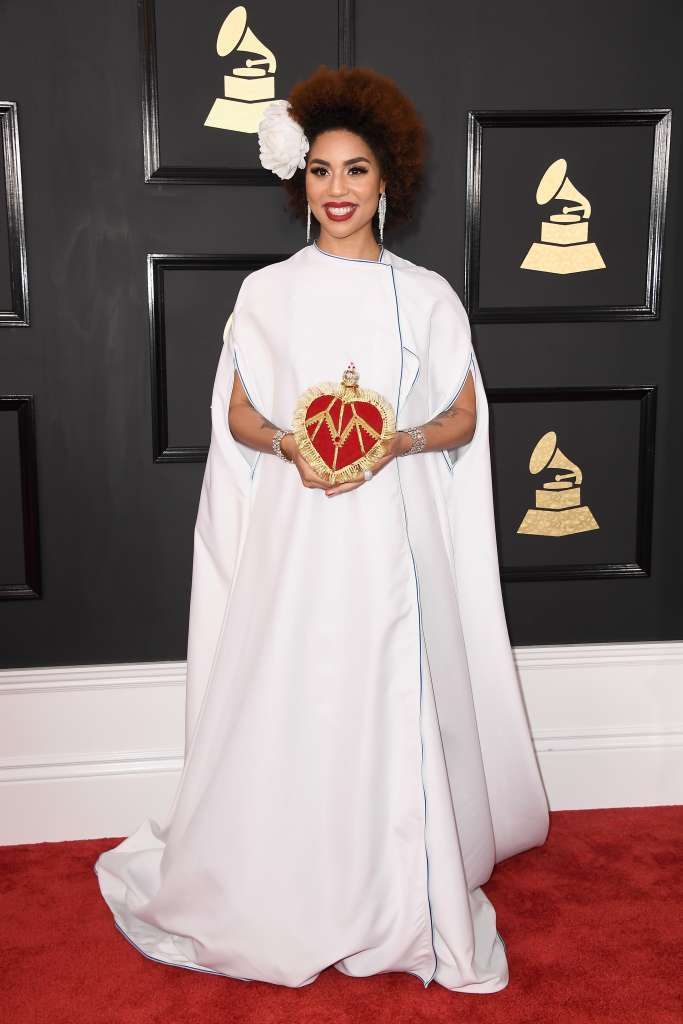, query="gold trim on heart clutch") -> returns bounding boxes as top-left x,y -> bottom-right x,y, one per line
291,362 -> 397,484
